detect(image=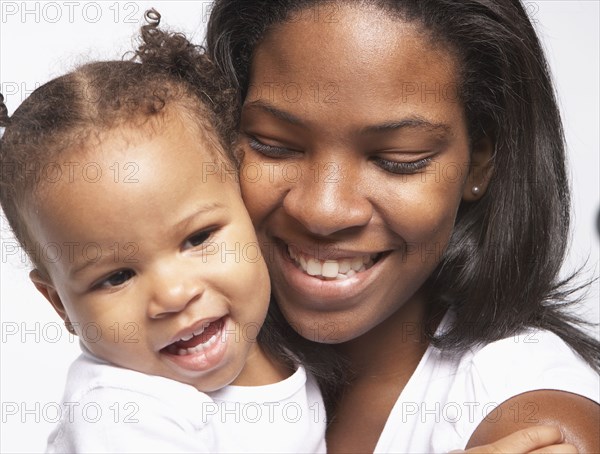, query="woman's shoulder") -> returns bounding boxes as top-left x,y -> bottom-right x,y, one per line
383,327 -> 599,452
468,329 -> 597,396
441,327 -> 599,404
468,328 -> 584,365
430,313 -> 598,397
459,329 -> 600,451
